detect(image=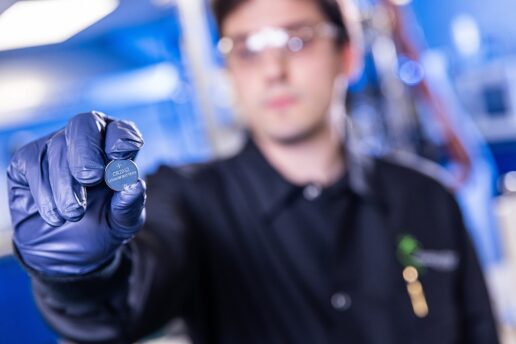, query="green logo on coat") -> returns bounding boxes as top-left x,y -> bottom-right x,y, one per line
397,235 -> 425,274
